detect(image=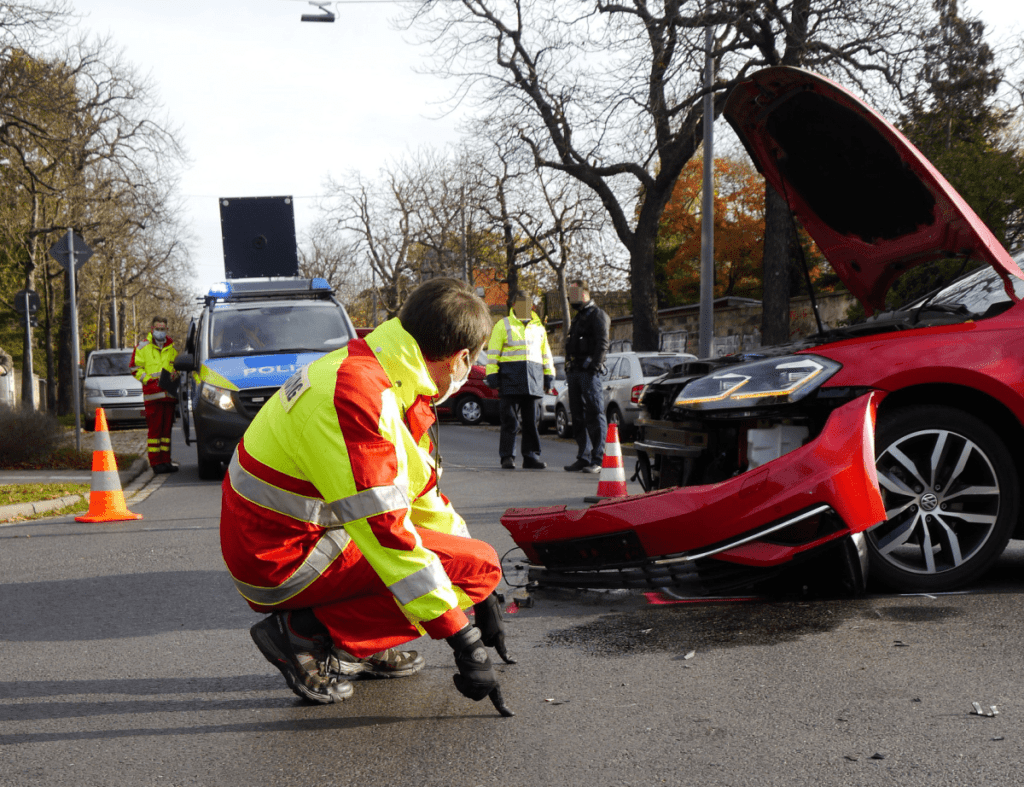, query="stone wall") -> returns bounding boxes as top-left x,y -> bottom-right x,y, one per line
545,290 -> 857,357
